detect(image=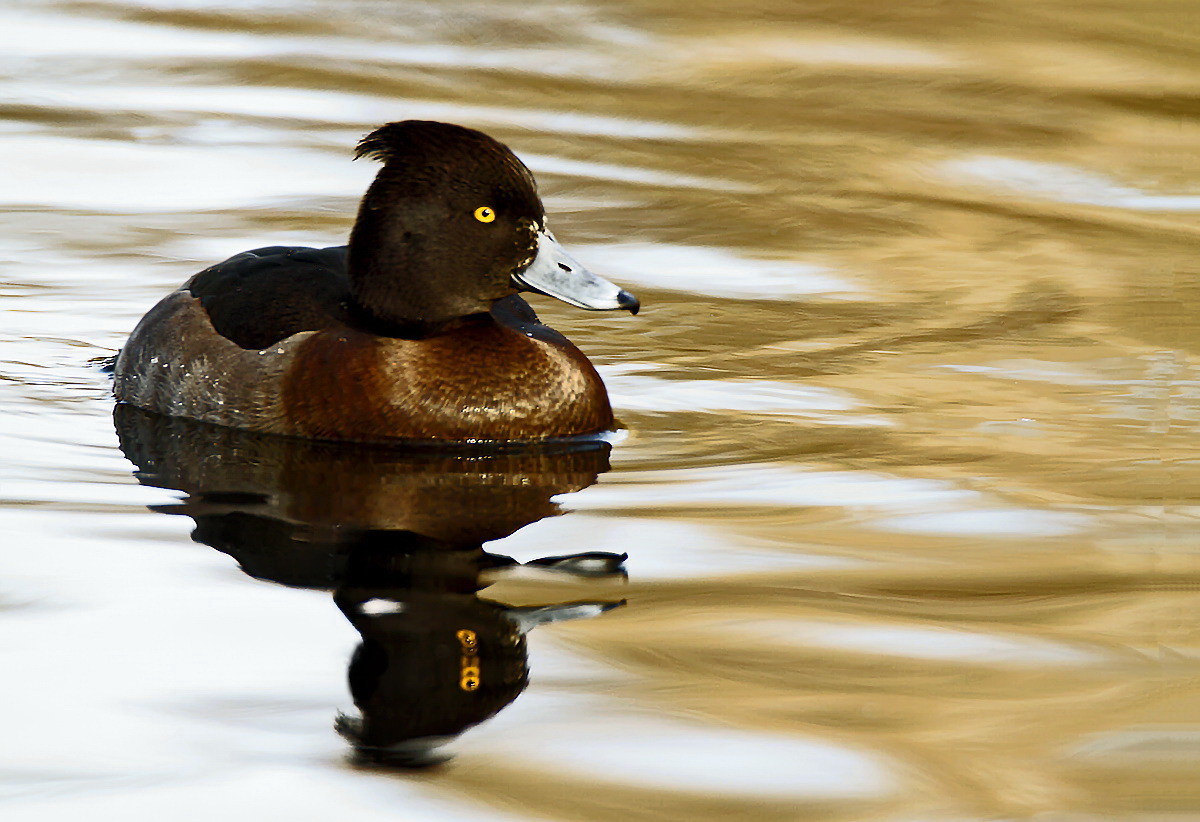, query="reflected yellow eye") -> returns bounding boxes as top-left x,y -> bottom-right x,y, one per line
457,629 -> 481,691
474,206 -> 496,223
